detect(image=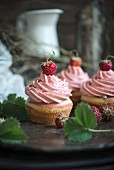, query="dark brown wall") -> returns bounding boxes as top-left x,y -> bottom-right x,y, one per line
1,0 -> 114,58
0,0 -> 96,50
1,0 -> 114,81
0,0 -> 114,49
